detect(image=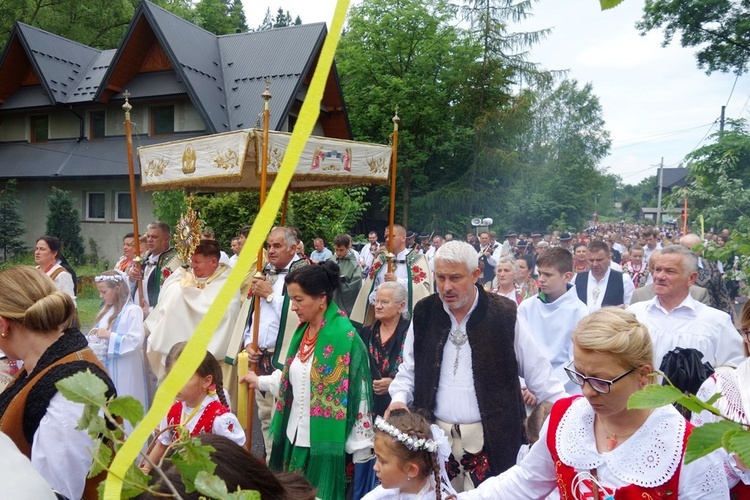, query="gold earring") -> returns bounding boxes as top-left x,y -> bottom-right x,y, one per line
1,330 -> 7,339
